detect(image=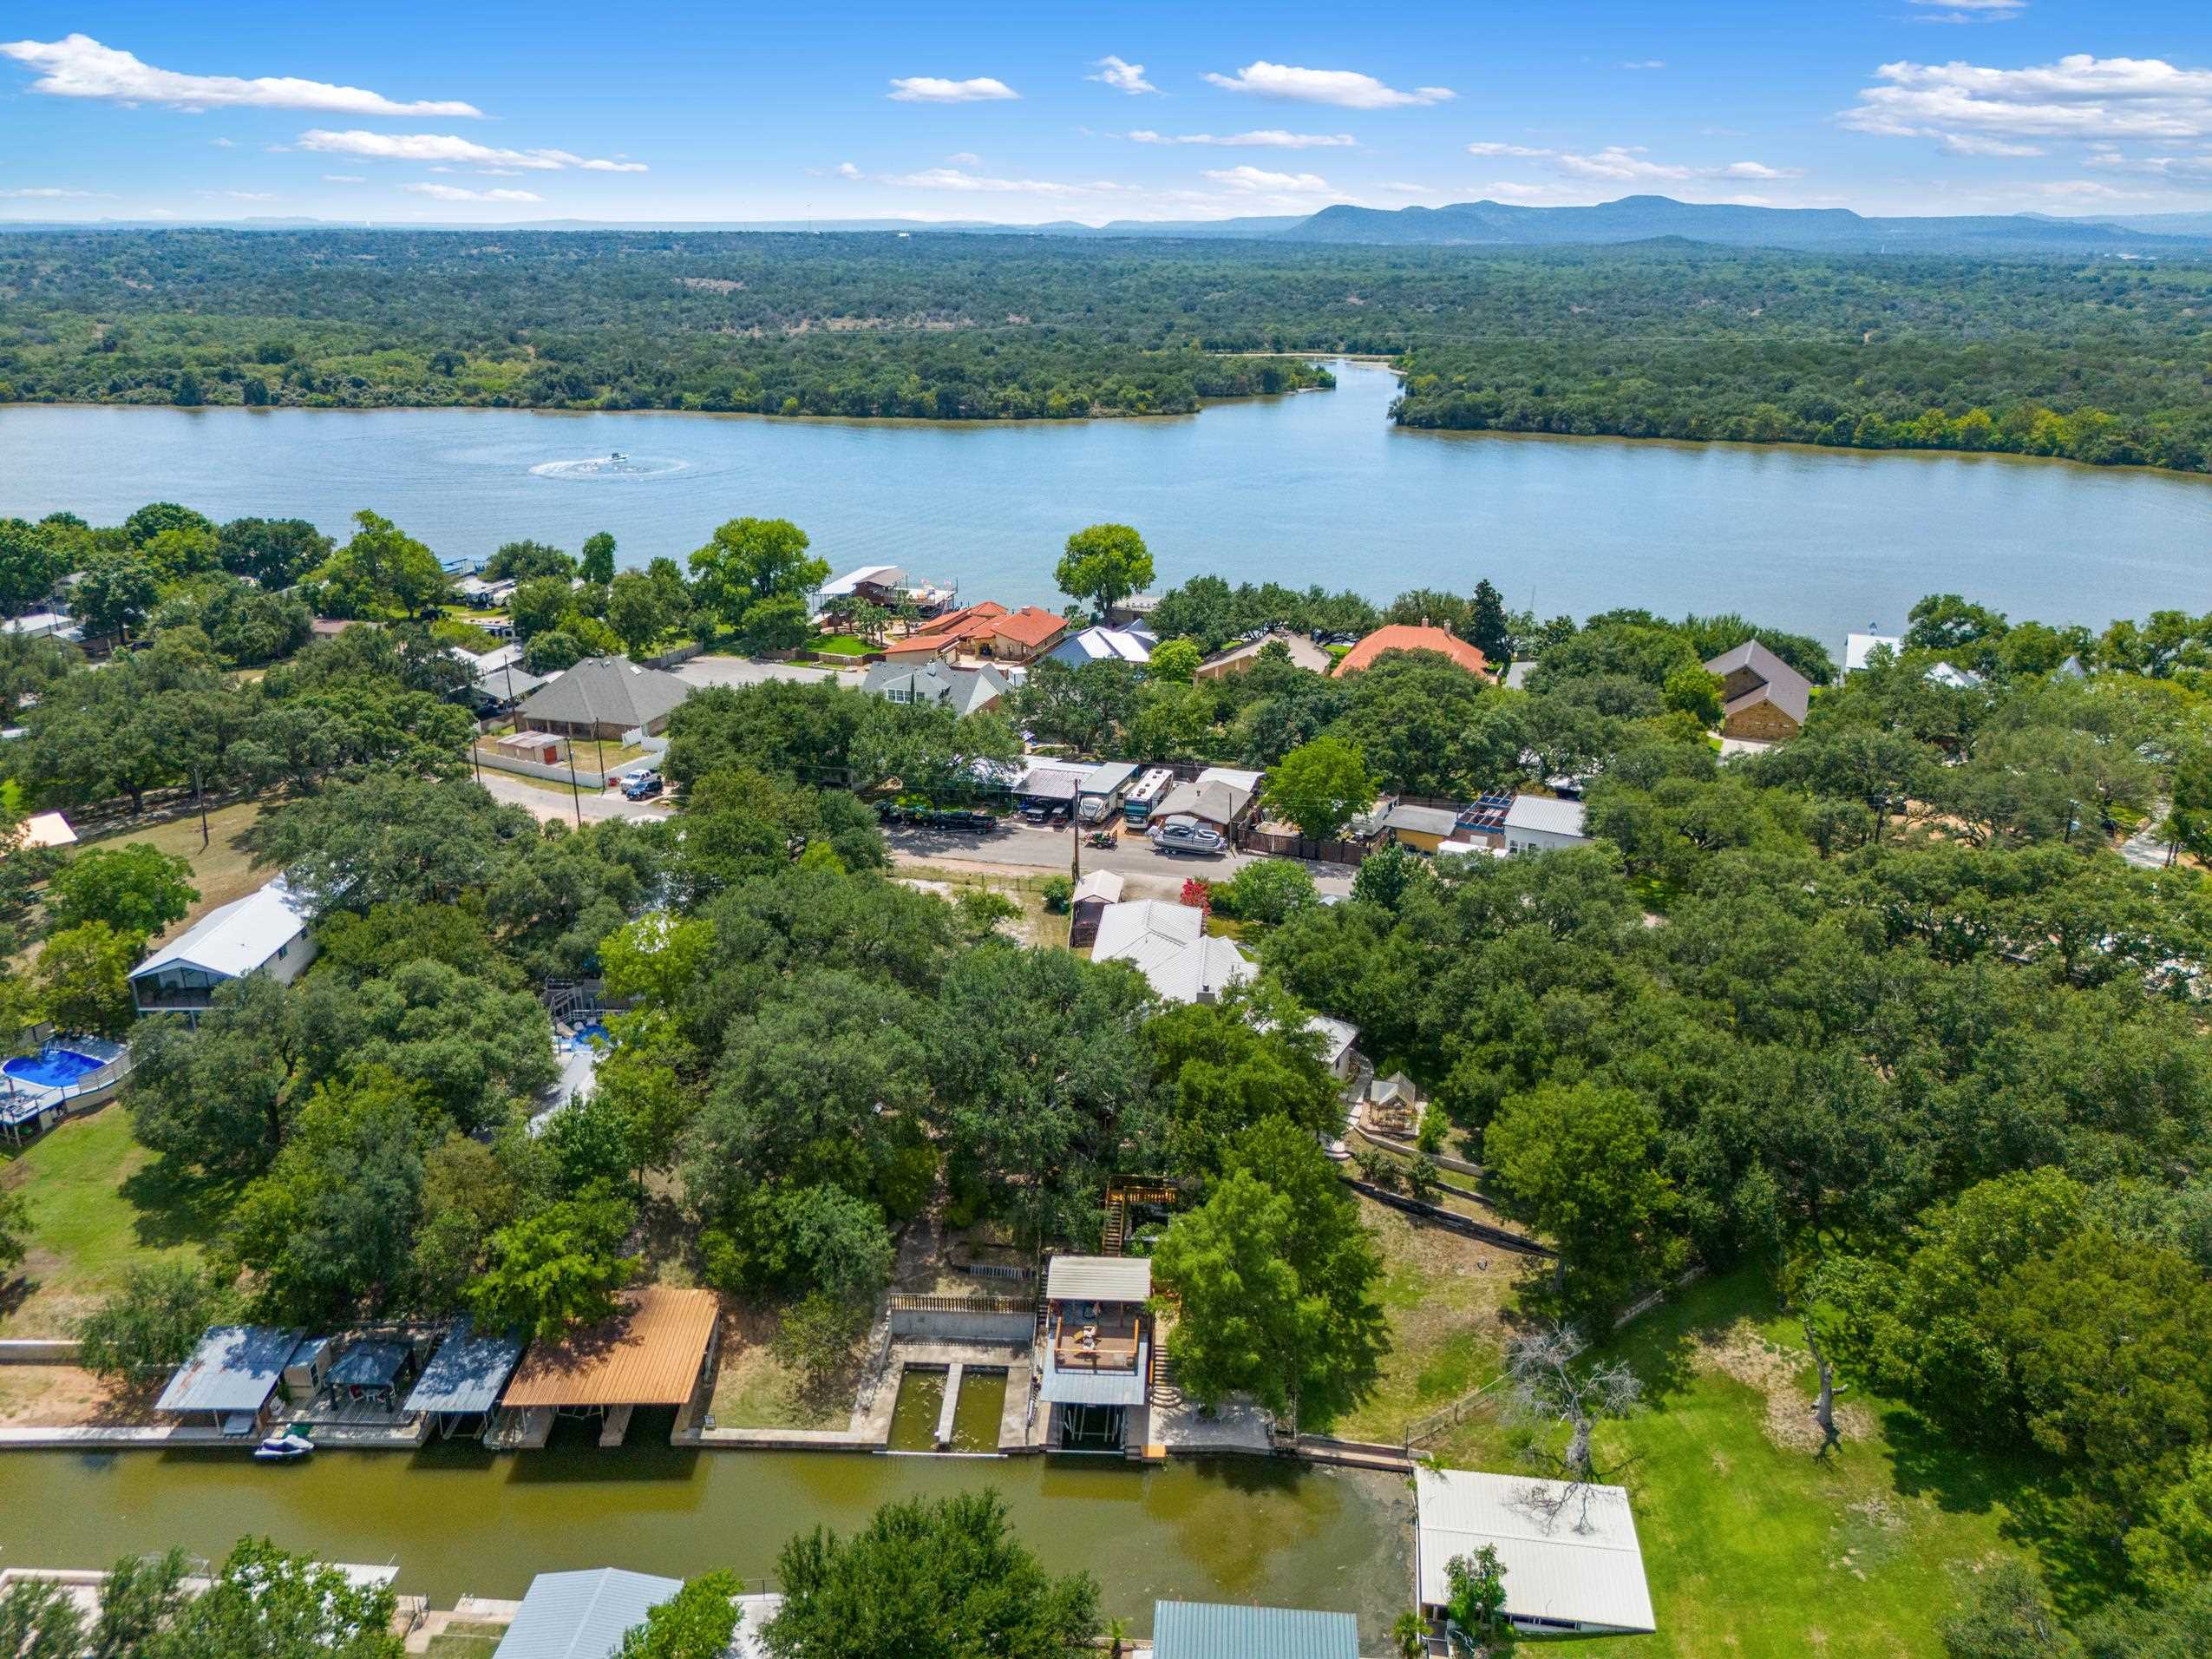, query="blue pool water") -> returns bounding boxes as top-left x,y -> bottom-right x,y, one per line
4,1047 -> 104,1089
559,1022 -> 612,1053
